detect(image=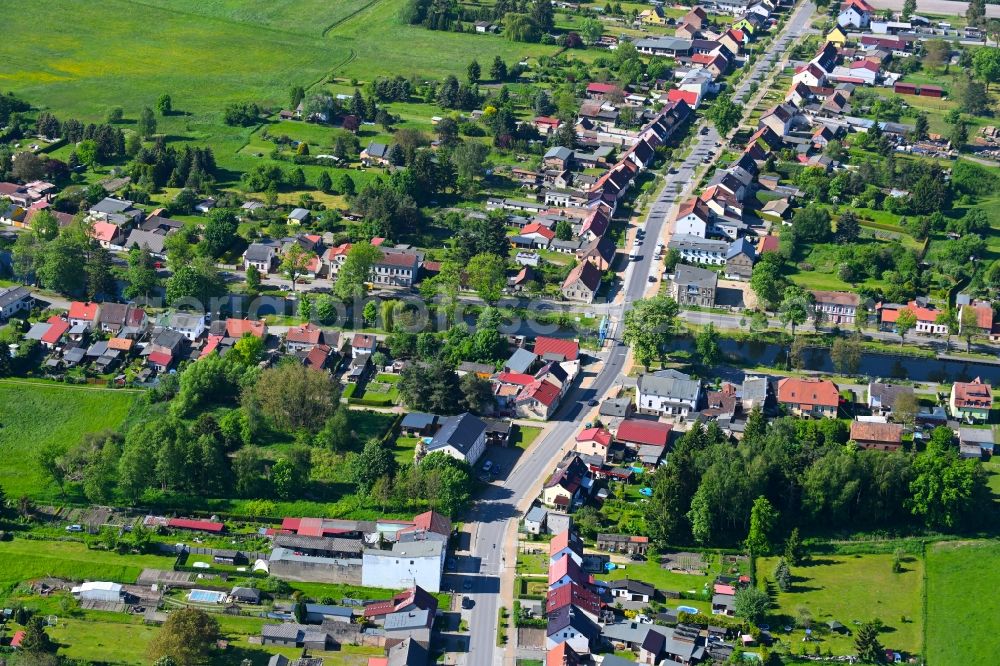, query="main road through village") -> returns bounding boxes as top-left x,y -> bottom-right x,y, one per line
456,3 -> 816,663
